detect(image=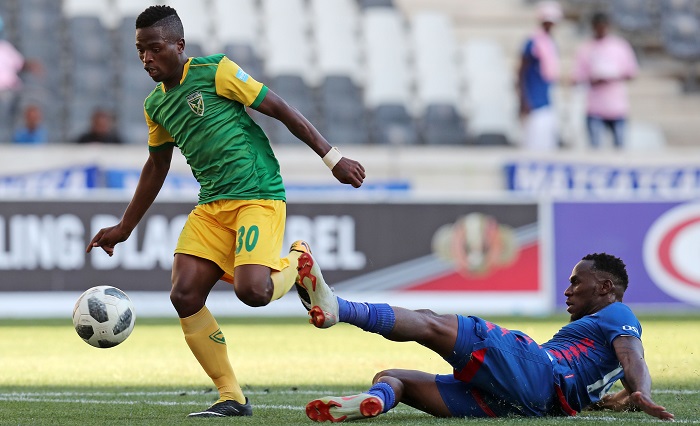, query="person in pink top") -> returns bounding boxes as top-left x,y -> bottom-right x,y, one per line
573,12 -> 639,149
0,14 -> 42,142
